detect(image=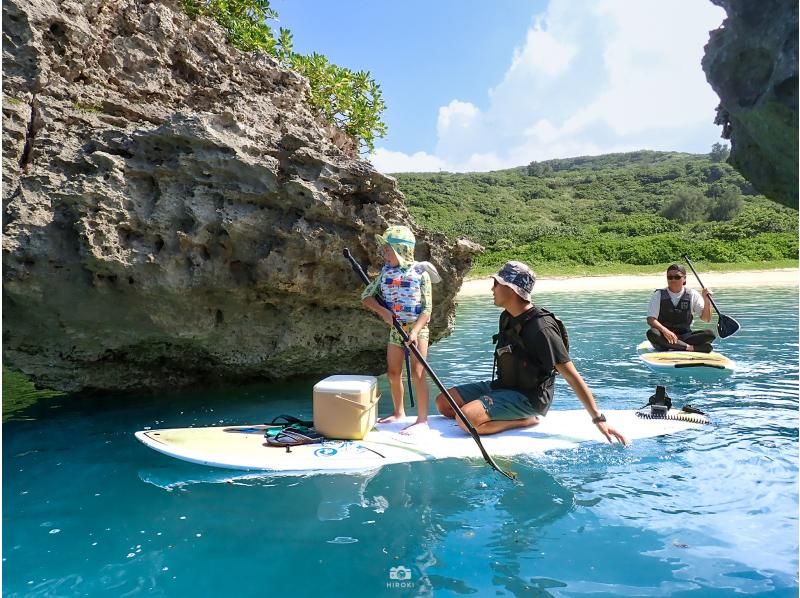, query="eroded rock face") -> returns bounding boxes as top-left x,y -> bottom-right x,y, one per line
2,0 -> 479,392
702,0 -> 798,209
